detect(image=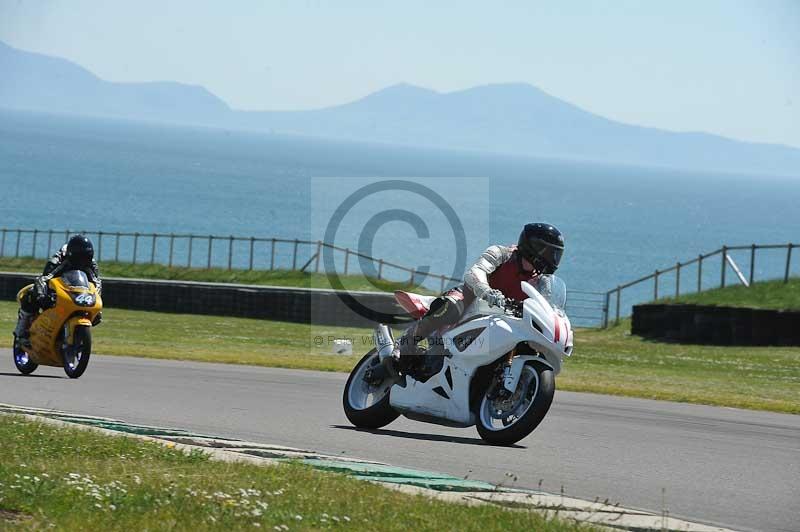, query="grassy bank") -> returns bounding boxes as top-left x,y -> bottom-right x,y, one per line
663,278 -> 800,310
0,257 -> 434,294
1,302 -> 797,413
0,416 -> 588,531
